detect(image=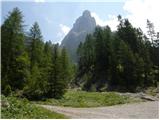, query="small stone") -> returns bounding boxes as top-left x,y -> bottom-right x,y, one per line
1,100 -> 10,108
